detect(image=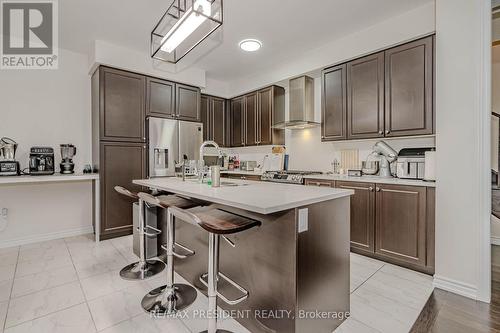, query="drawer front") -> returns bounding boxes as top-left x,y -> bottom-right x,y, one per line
304,179 -> 335,187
